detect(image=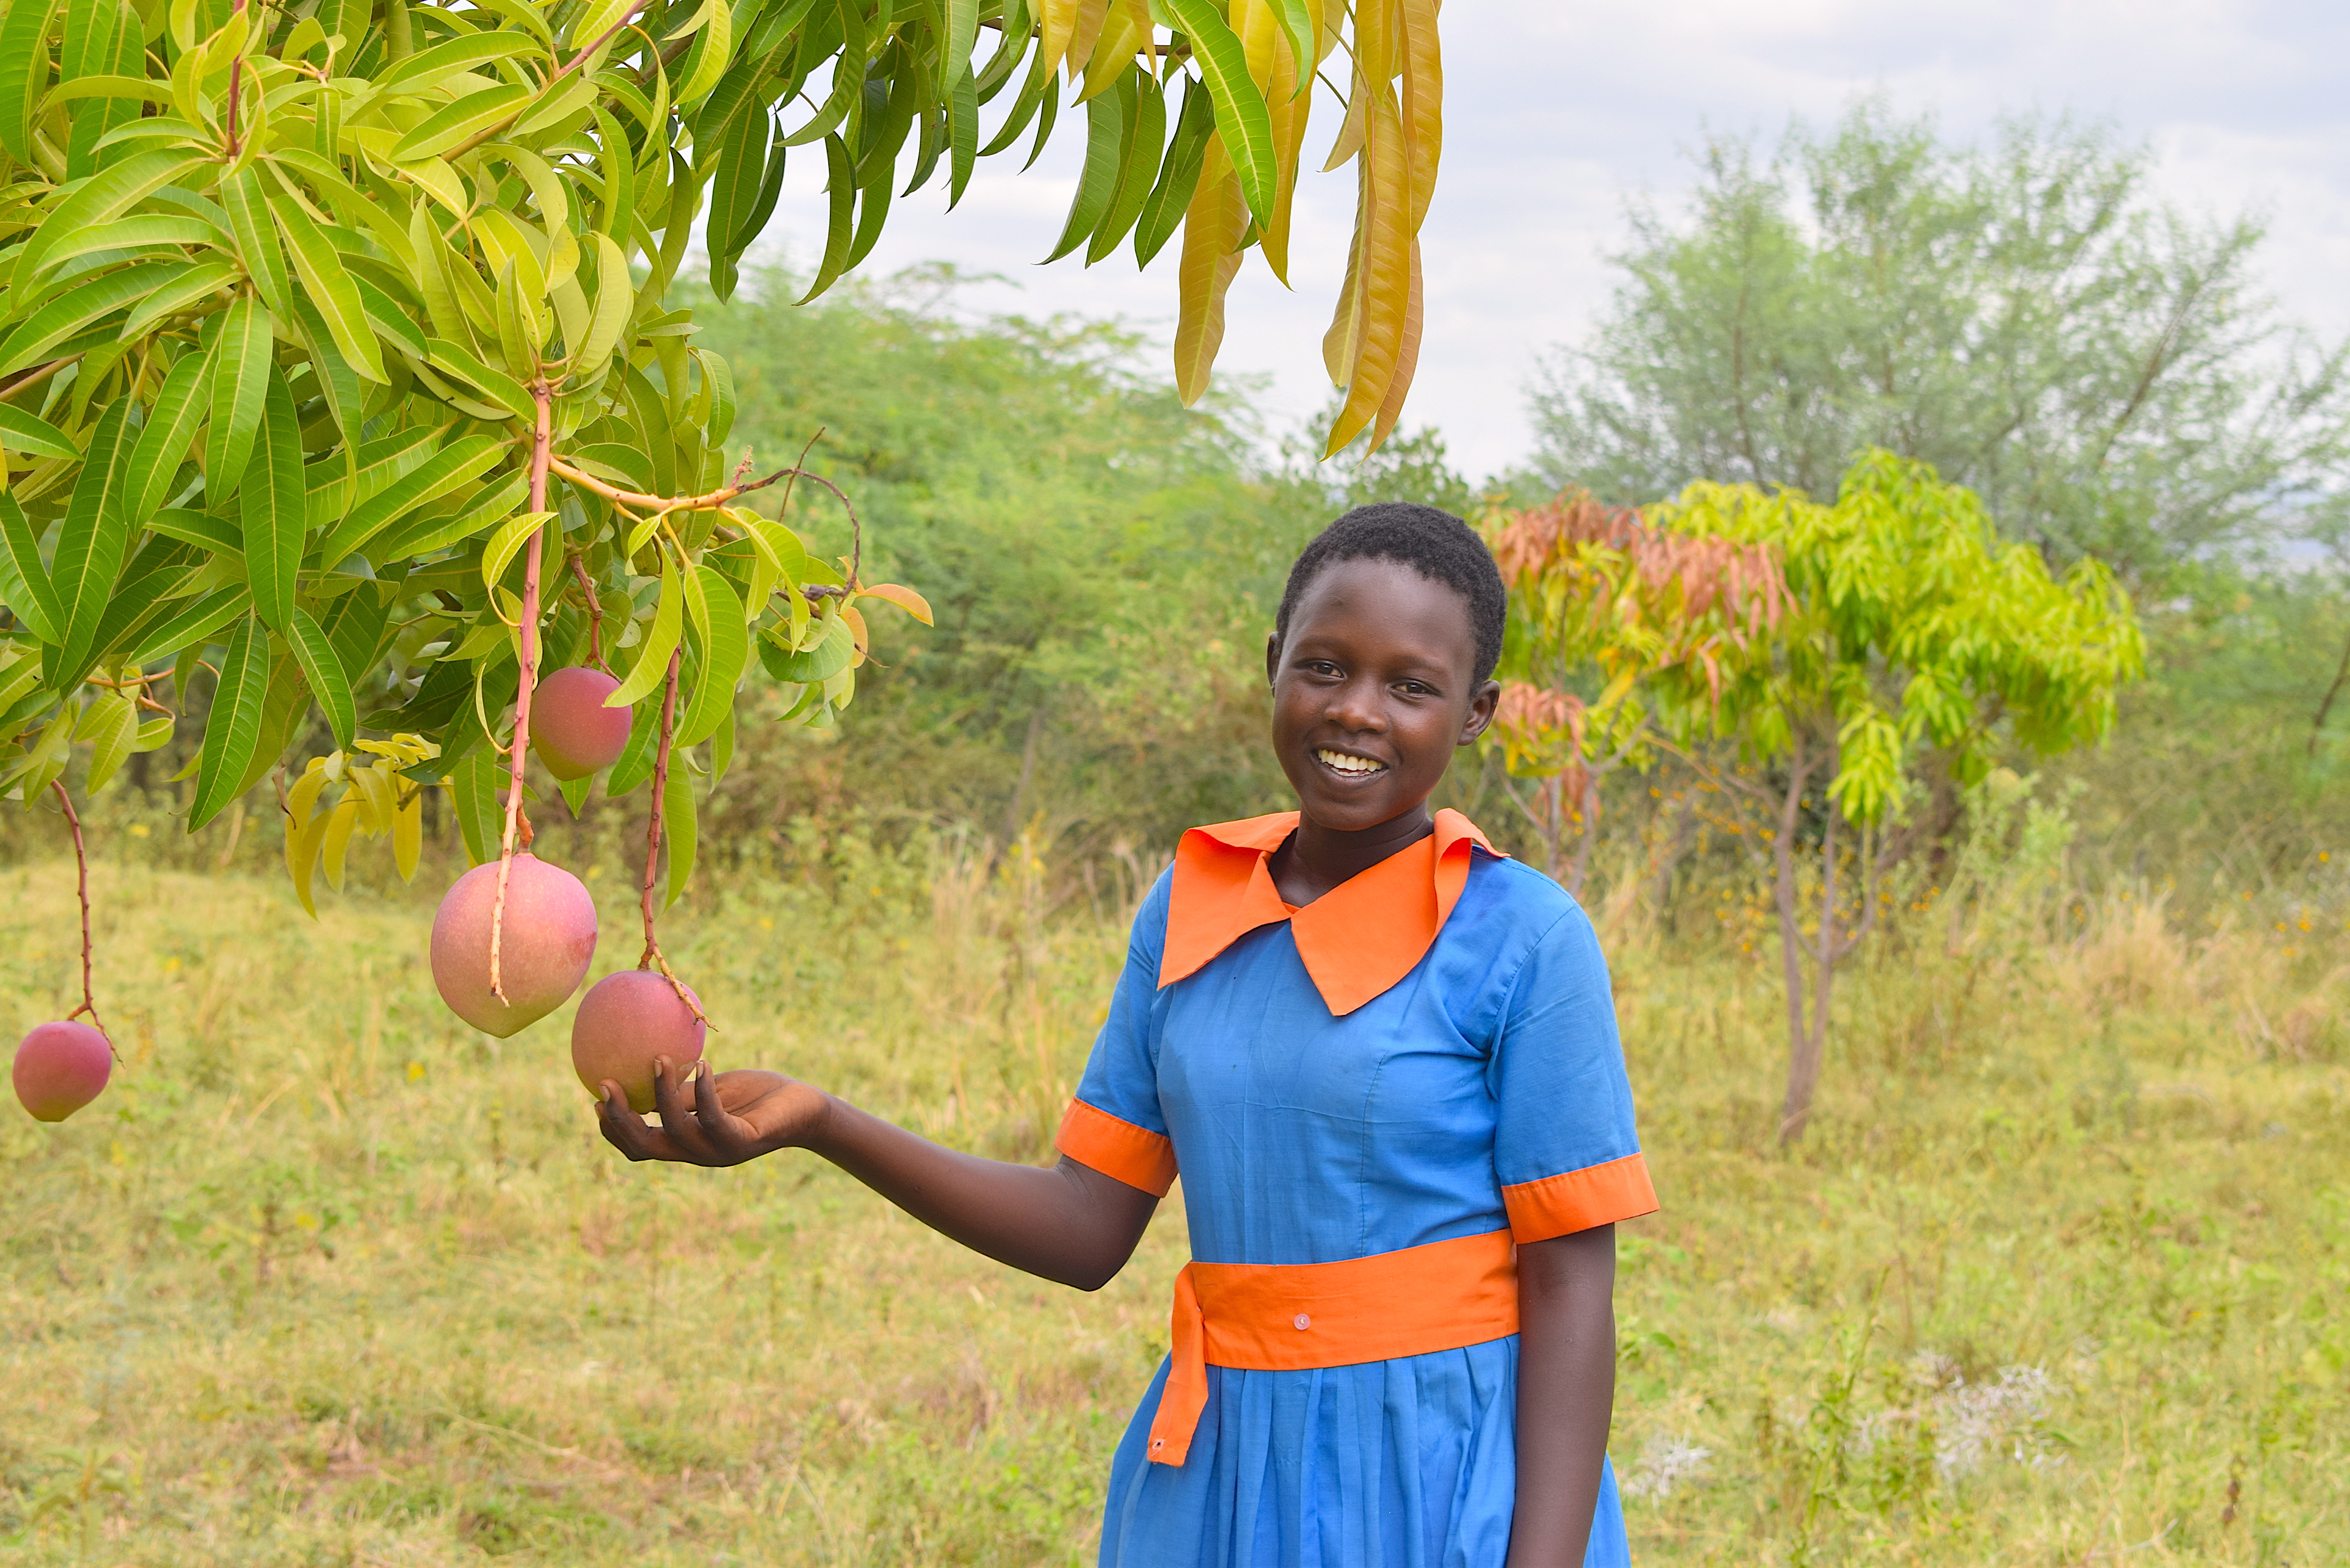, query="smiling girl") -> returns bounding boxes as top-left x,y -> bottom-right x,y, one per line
598,503 -> 1656,1567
